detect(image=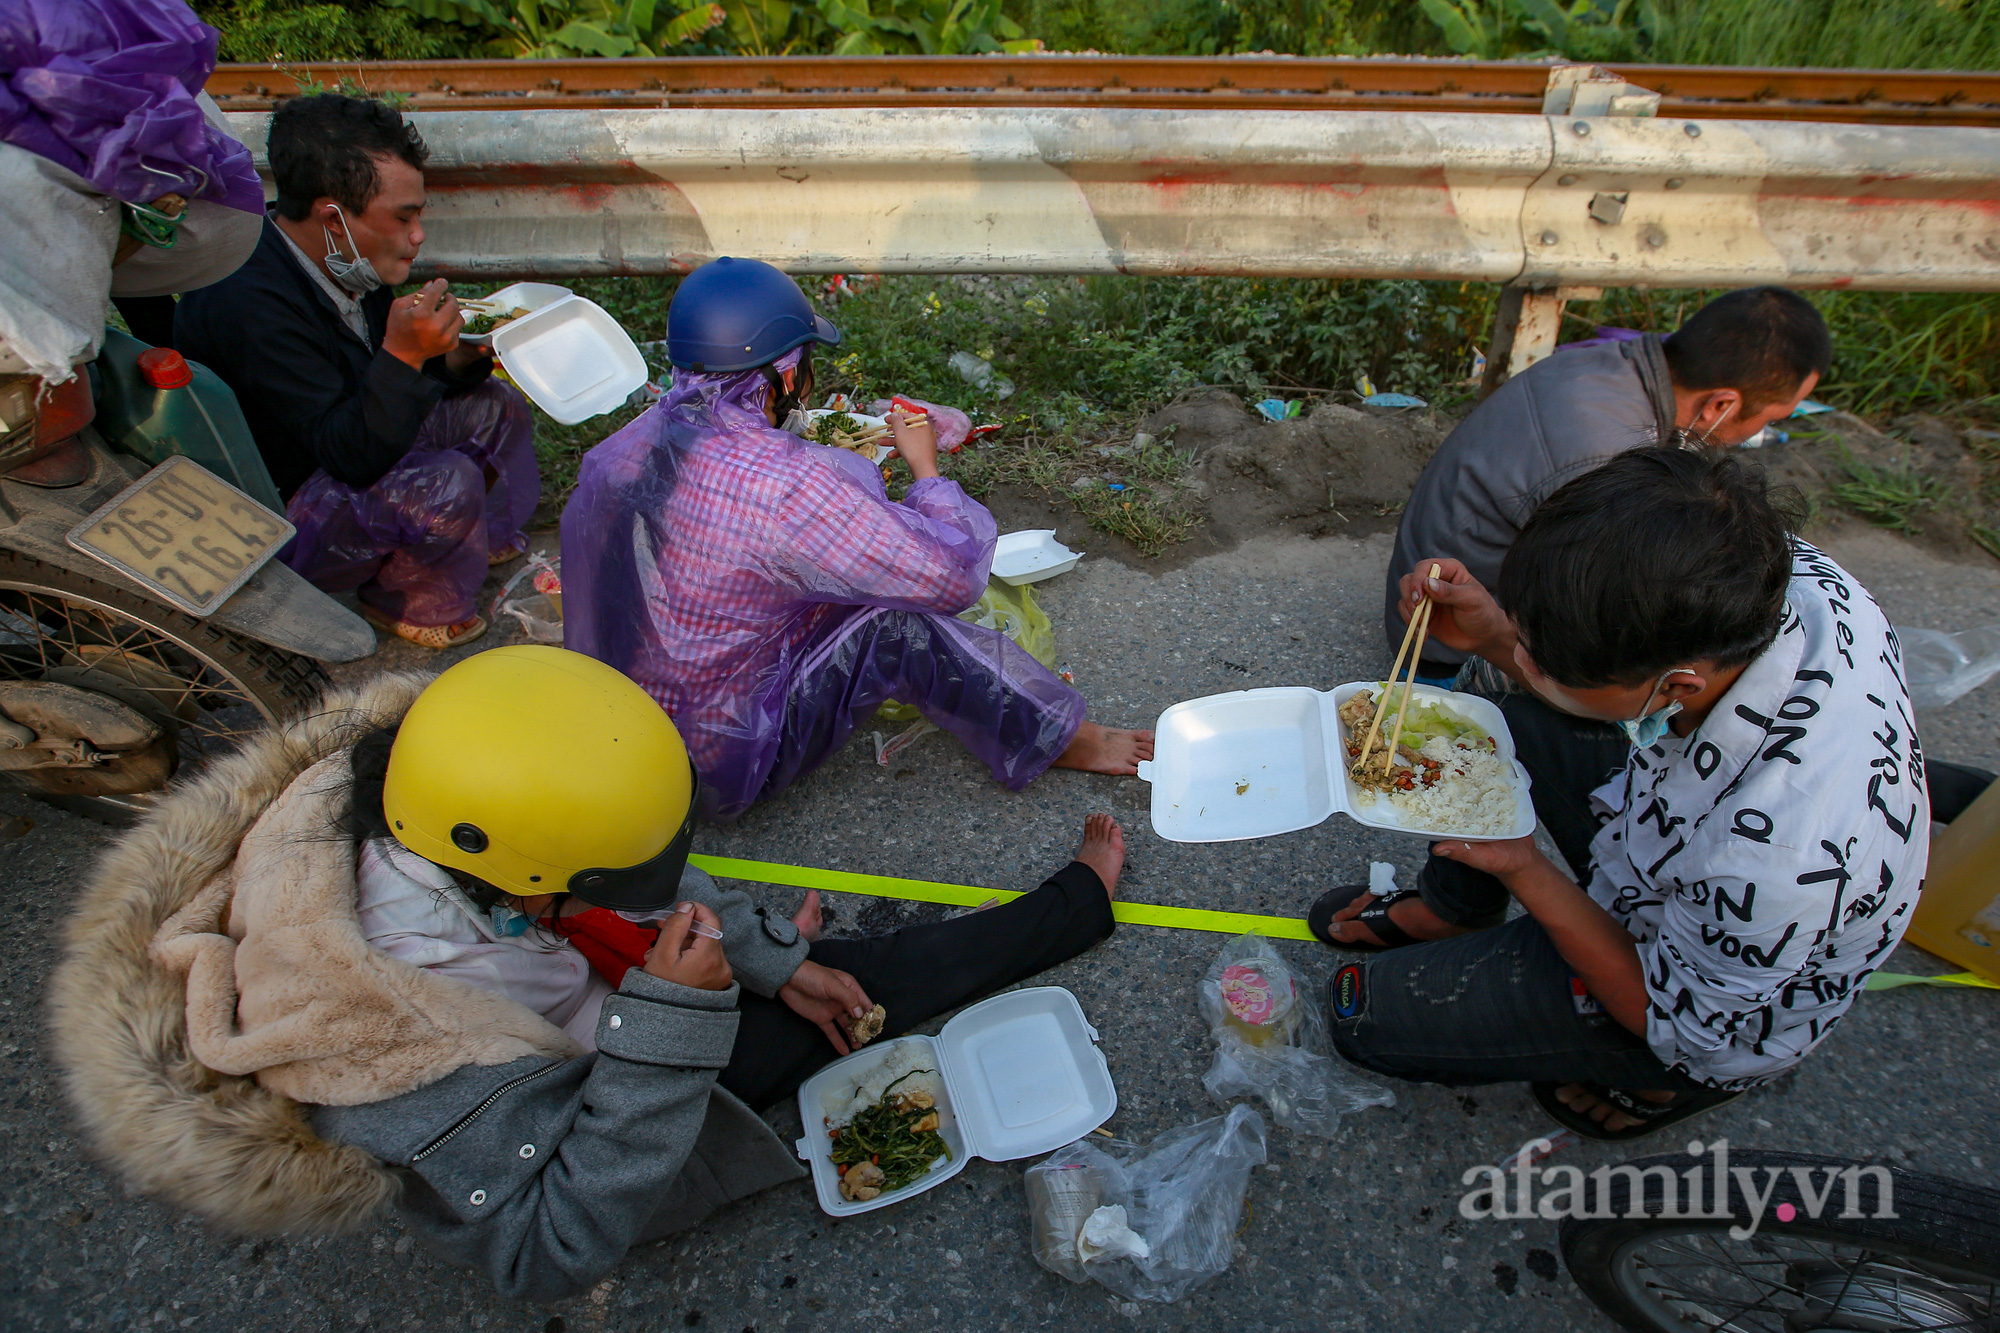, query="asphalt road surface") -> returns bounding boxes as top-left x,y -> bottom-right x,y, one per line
4,523 -> 1996,1333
